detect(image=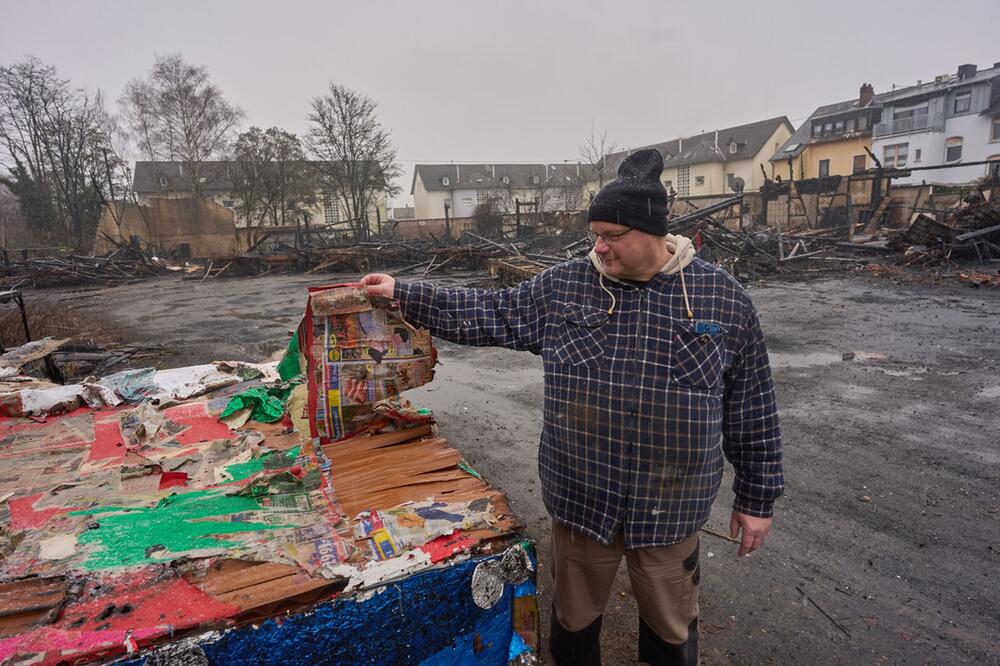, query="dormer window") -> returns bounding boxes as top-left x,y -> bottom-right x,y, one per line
441,176 -> 450,186
501,175 -> 510,185
158,175 -> 168,187
729,142 -> 738,154
531,175 -> 540,185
